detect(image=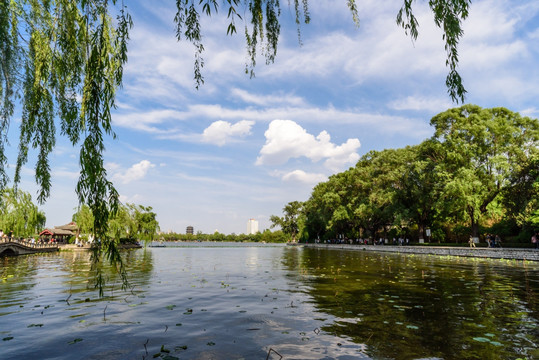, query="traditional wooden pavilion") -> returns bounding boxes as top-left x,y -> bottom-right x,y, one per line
39,222 -> 79,243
